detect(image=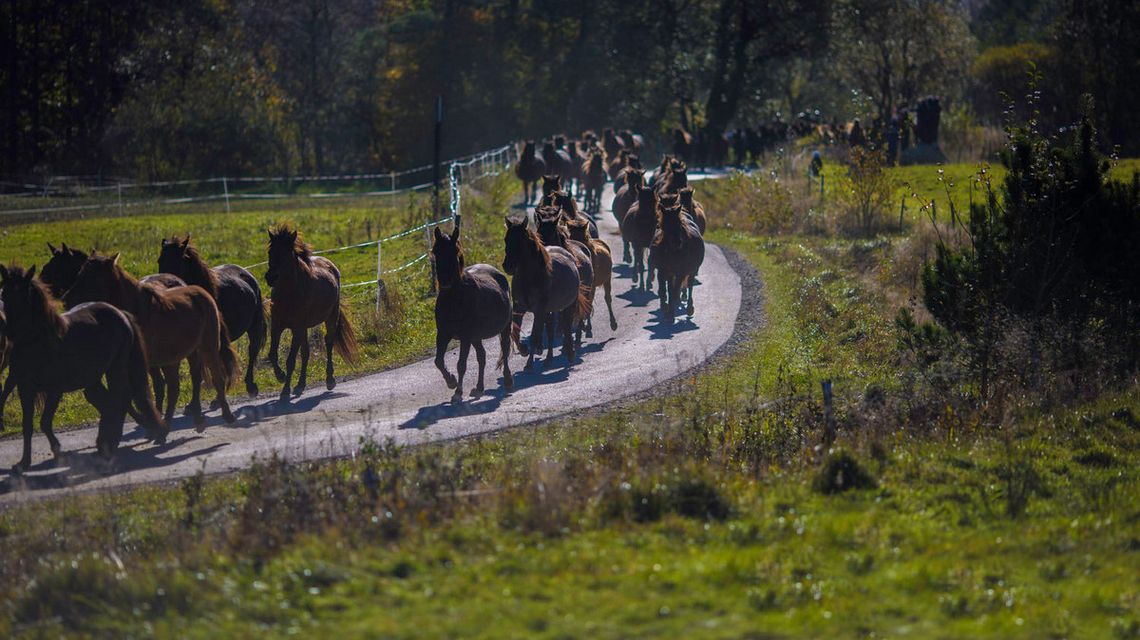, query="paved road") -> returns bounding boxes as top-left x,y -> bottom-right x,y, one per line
0,176 -> 742,502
